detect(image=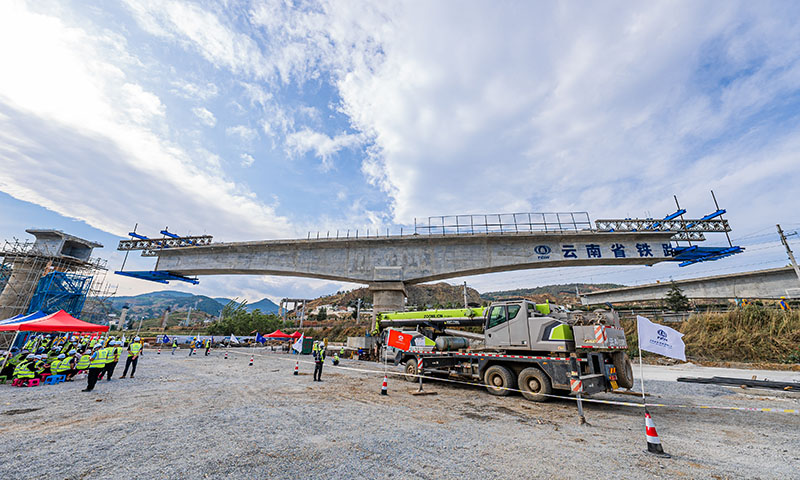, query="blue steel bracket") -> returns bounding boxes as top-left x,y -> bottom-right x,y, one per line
114,270 -> 200,285
665,246 -> 744,267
